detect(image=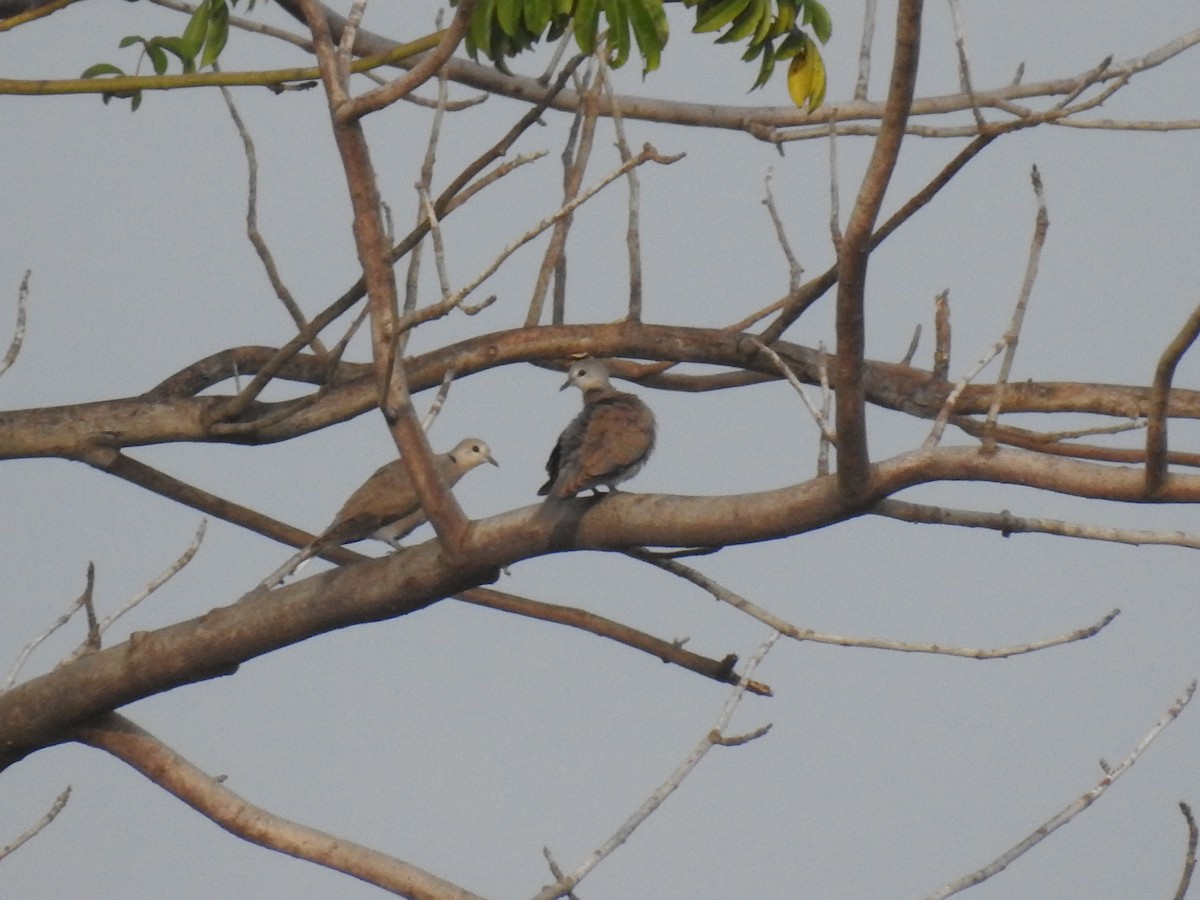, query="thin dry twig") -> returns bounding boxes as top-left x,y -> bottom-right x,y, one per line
855,0 -> 878,101
4,564 -> 95,691
457,587 -> 772,696
420,365 -> 457,432
1174,801 -> 1198,900
945,0 -> 985,129
0,786 -> 71,862
751,339 -> 836,443
981,165 -> 1048,450
600,66 -> 644,322
526,56 -> 602,327
933,289 -> 950,380
926,681 -> 1197,899
532,632 -> 779,900
0,270 -> 29,380
97,520 -> 207,633
762,169 -> 804,291
1147,301 -> 1200,495
631,551 -> 1119,659
923,334 -> 1006,450
877,497 -> 1200,551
